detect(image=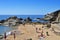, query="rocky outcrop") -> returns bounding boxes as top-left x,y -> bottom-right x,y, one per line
0,16 -> 23,27
44,10 -> 60,35
0,16 -> 33,26
52,27 -> 60,36
24,17 -> 32,24
44,10 -> 60,23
